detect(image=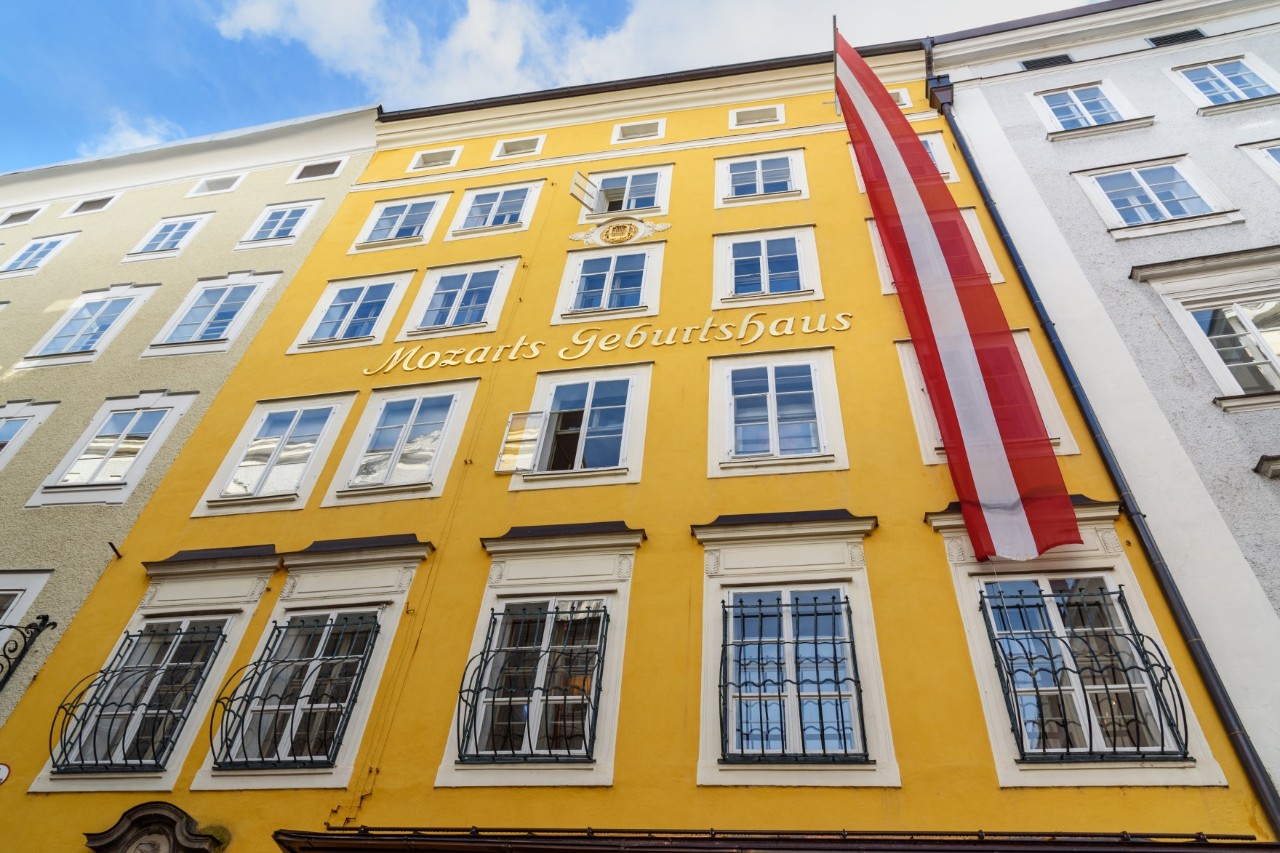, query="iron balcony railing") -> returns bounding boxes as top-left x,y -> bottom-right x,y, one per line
211,611 -> 379,770
980,584 -> 1188,762
720,593 -> 869,763
457,601 -> 609,763
50,620 -> 226,773
0,614 -> 56,693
